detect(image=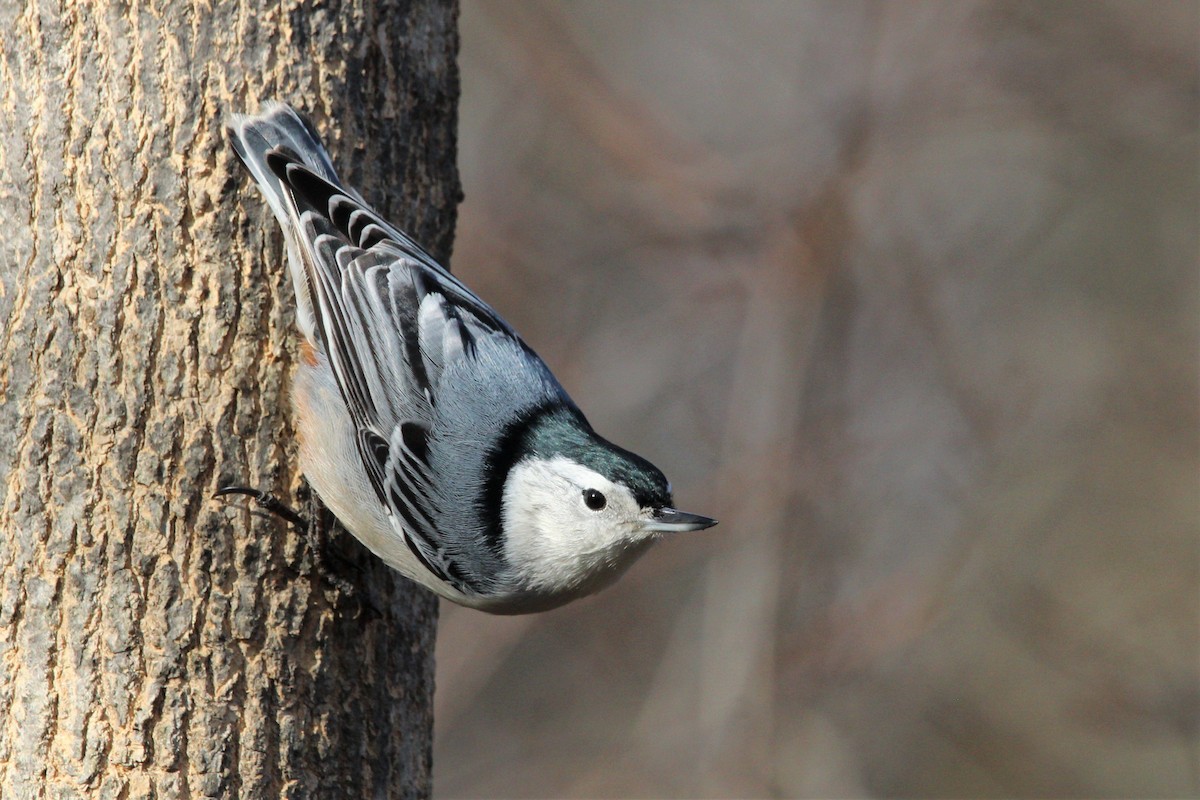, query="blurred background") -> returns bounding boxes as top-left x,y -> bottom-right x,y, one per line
433,2 -> 1198,797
